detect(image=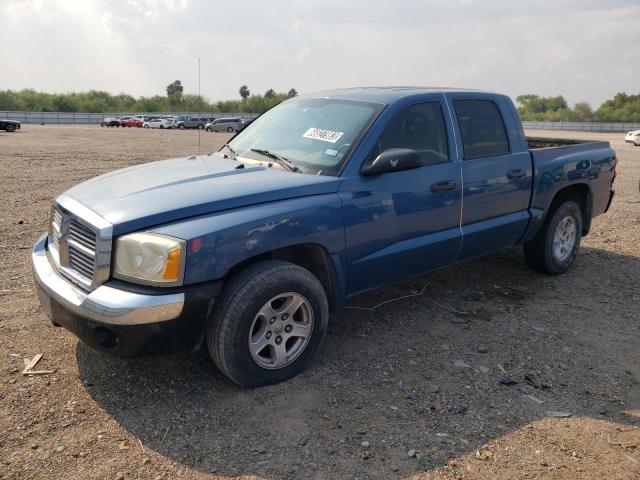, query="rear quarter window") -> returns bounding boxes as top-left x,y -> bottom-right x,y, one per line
453,99 -> 510,160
